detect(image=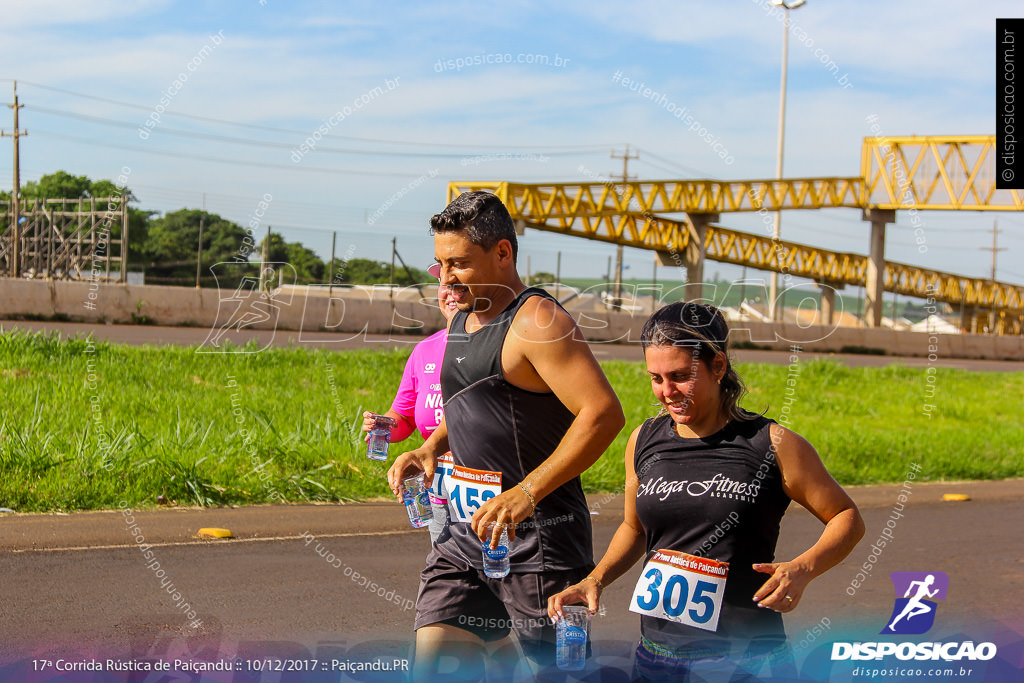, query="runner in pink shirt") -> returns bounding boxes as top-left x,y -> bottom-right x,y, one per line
390,327 -> 447,439
363,278 -> 456,543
